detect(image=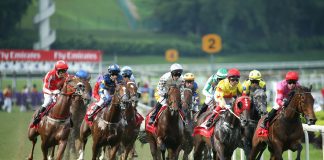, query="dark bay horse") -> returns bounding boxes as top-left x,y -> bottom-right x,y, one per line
120,80 -> 140,160
78,83 -> 128,160
249,86 -> 317,160
239,88 -> 267,159
147,85 -> 184,160
194,96 -> 251,160
65,79 -> 92,160
180,86 -> 194,160
27,76 -> 85,160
